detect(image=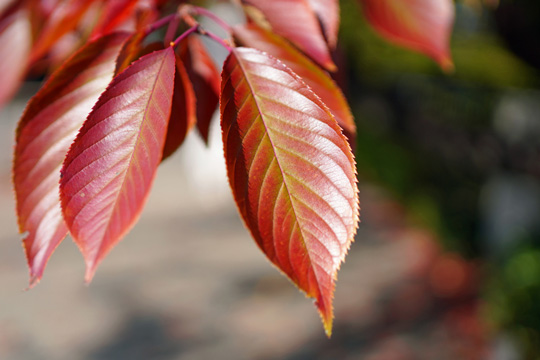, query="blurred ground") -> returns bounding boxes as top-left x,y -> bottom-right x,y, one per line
1,84 -> 492,360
